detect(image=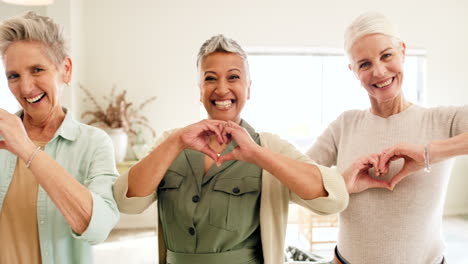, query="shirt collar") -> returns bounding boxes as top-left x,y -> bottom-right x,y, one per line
15,107 -> 80,142
239,119 -> 257,138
